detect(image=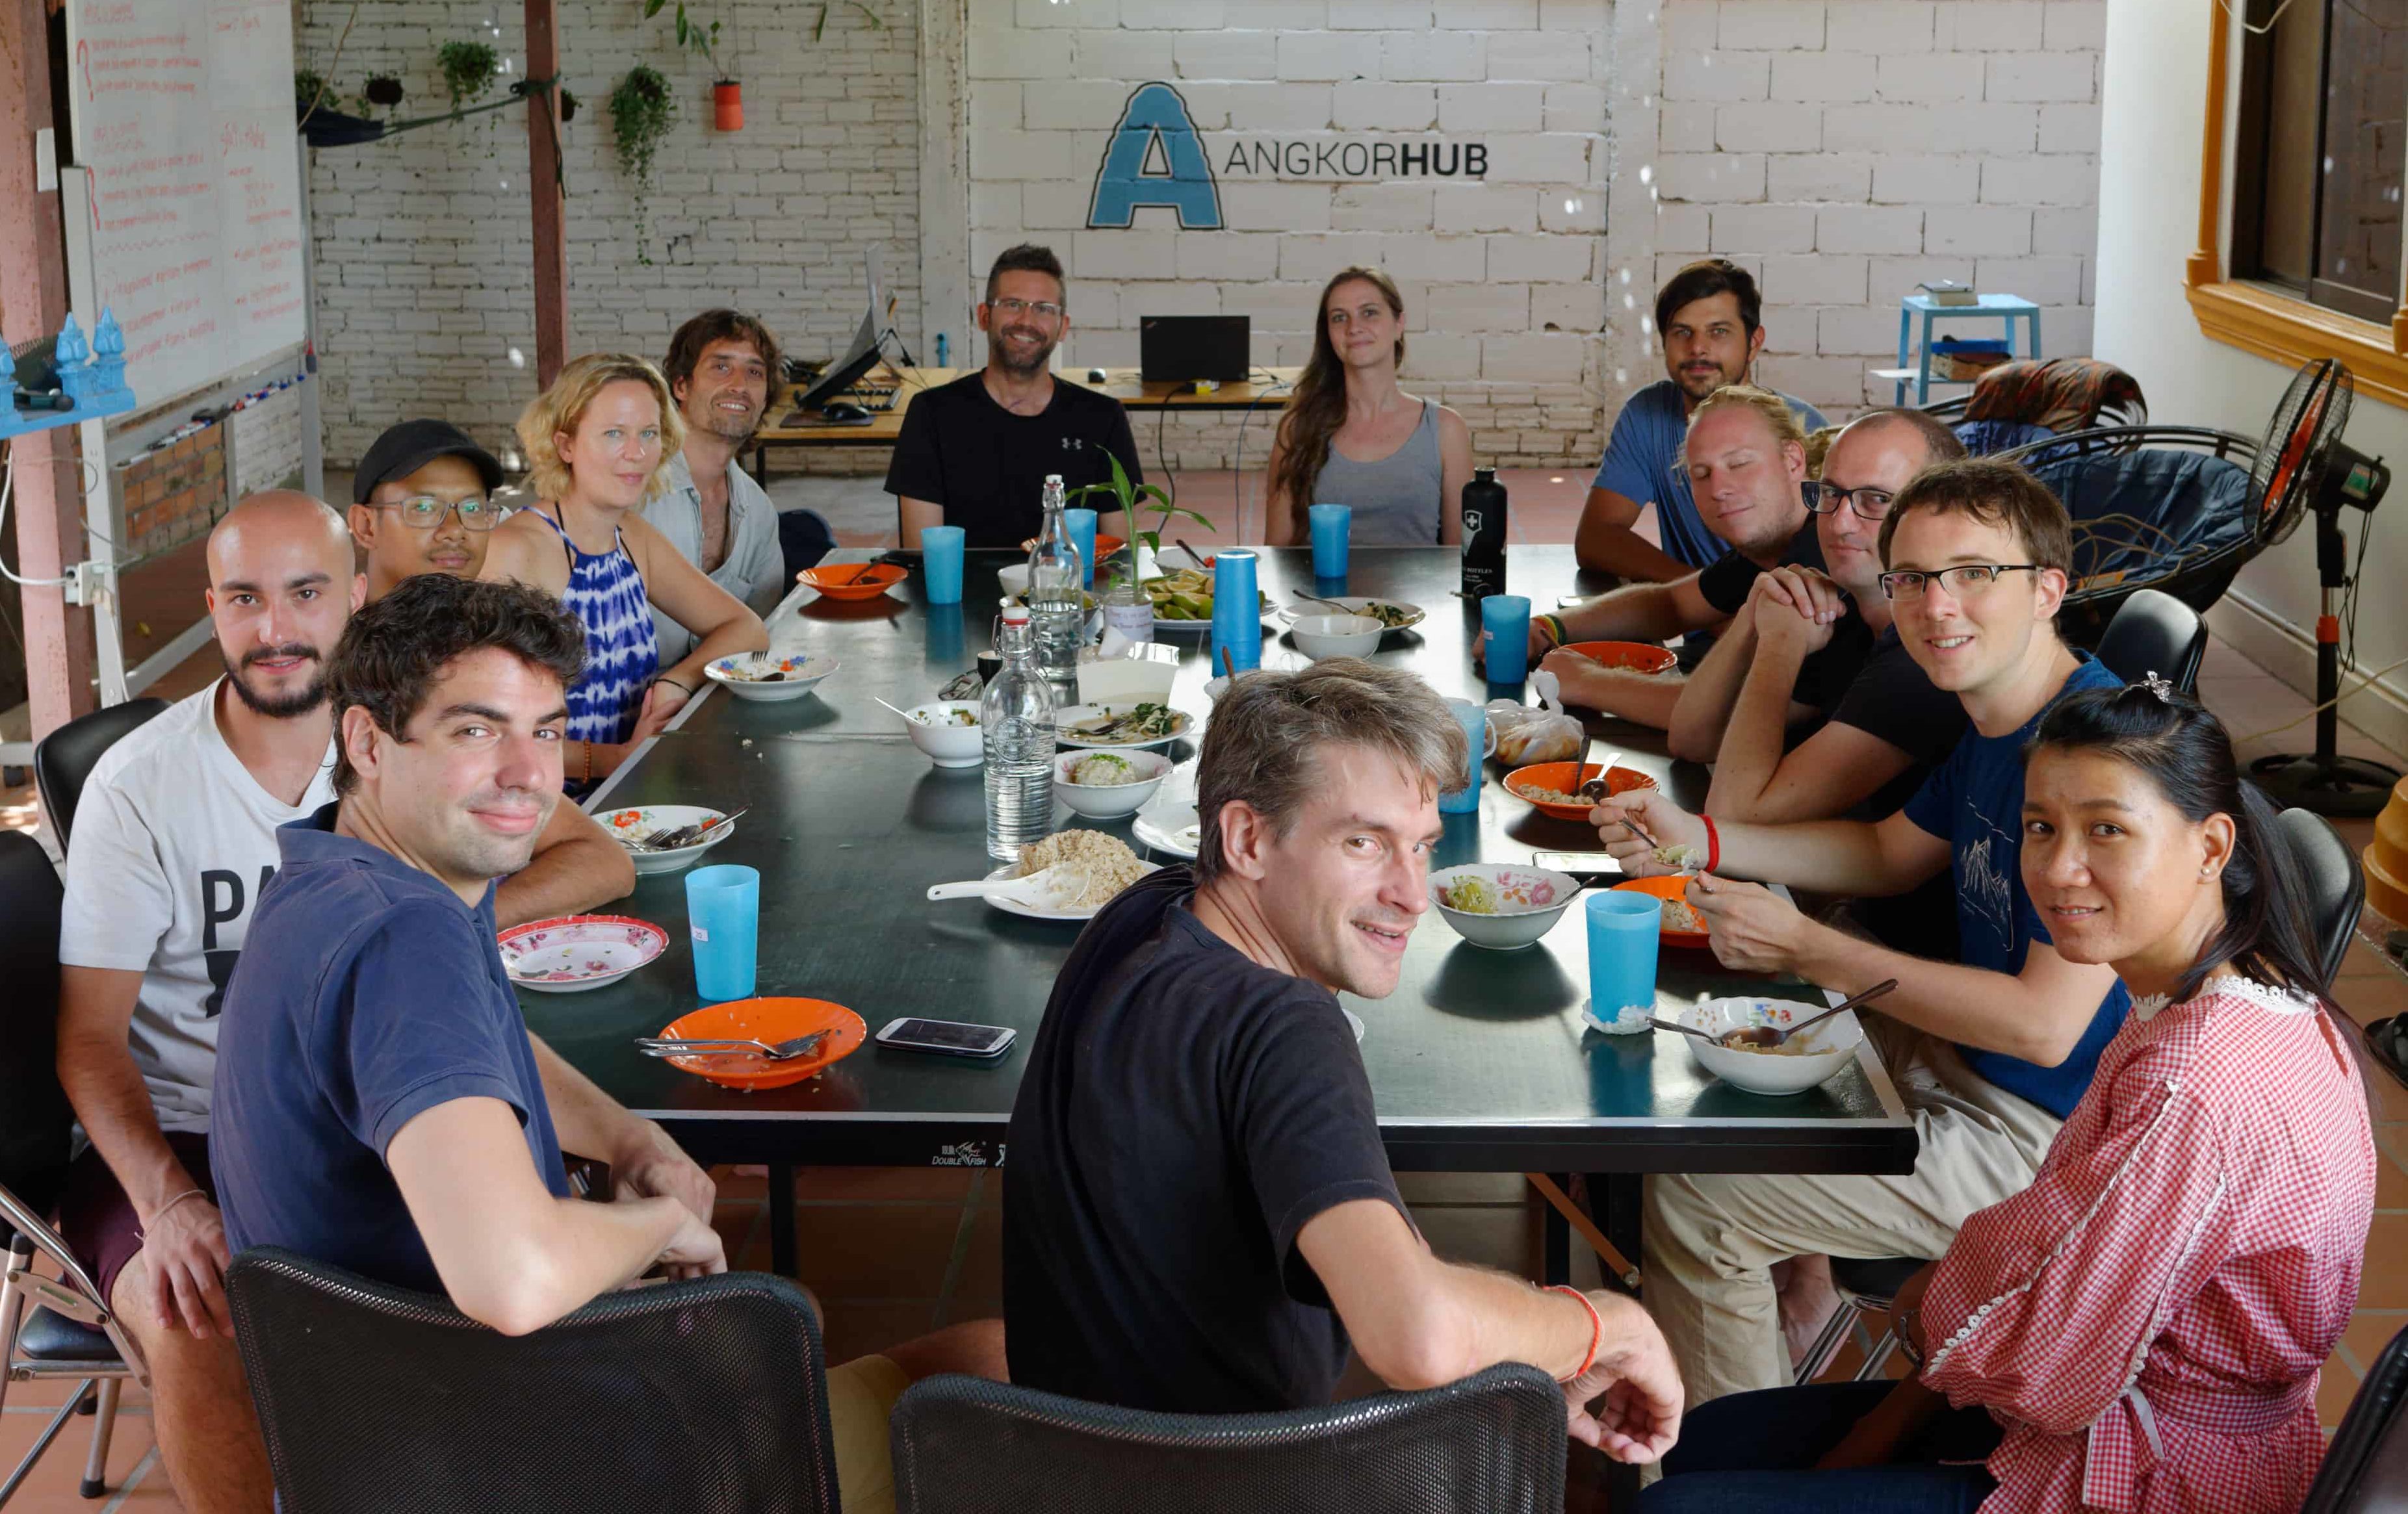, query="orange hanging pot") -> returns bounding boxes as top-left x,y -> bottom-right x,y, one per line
712,80 -> 743,131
